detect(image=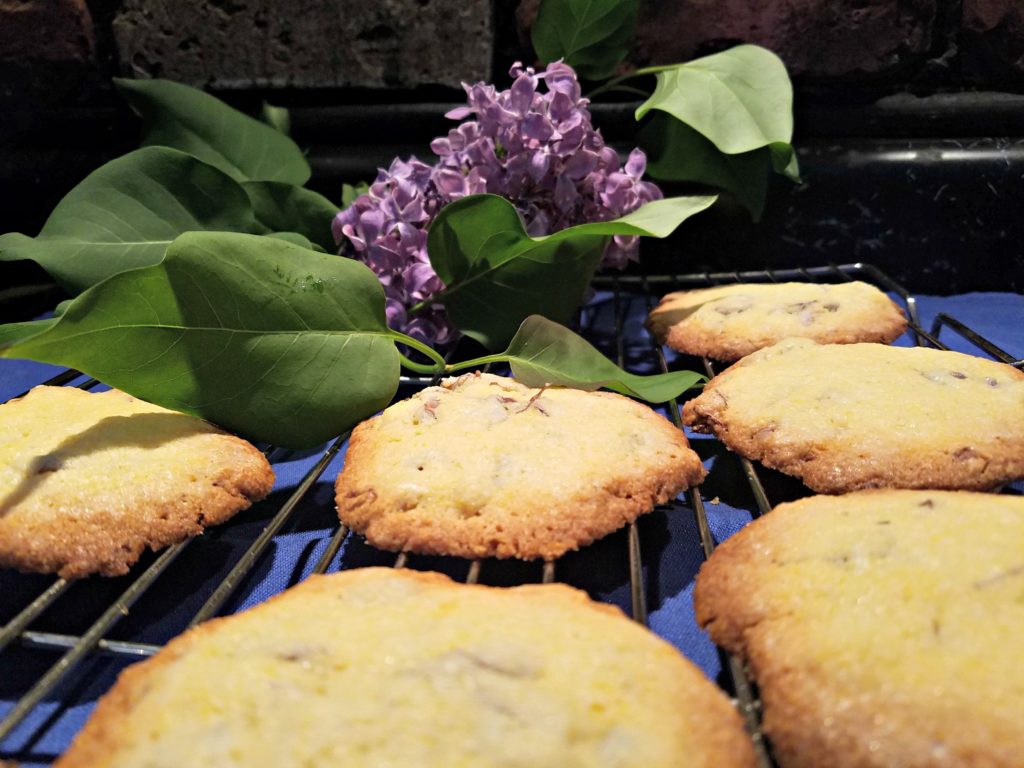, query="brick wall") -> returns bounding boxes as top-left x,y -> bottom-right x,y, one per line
3,0 -> 1024,100
3,0 -> 1024,306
